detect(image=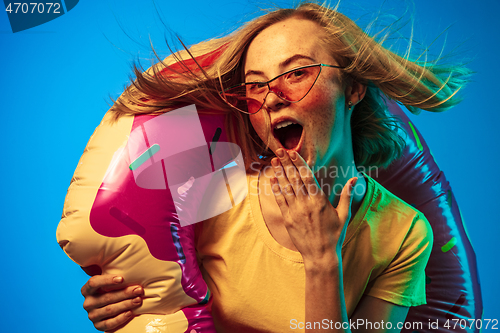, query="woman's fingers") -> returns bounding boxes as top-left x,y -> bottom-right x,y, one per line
288,151 -> 322,199
273,149 -> 309,199
92,310 -> 134,332
271,176 -> 289,217
271,157 -> 296,206
81,275 -> 143,331
81,275 -> 125,297
83,285 -> 143,311
337,177 -> 357,223
87,289 -> 142,330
